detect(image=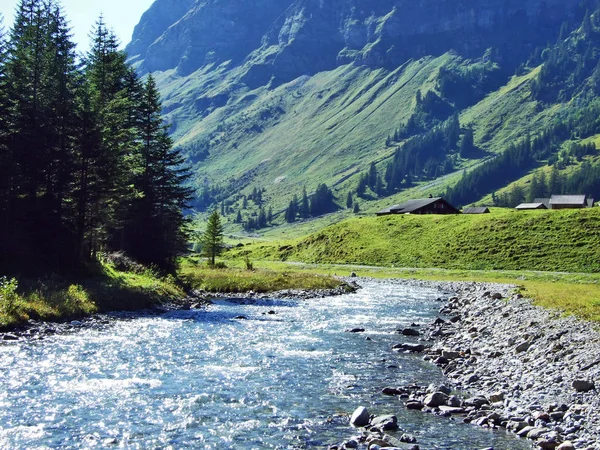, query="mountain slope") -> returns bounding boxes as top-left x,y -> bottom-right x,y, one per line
126,0 -> 600,231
